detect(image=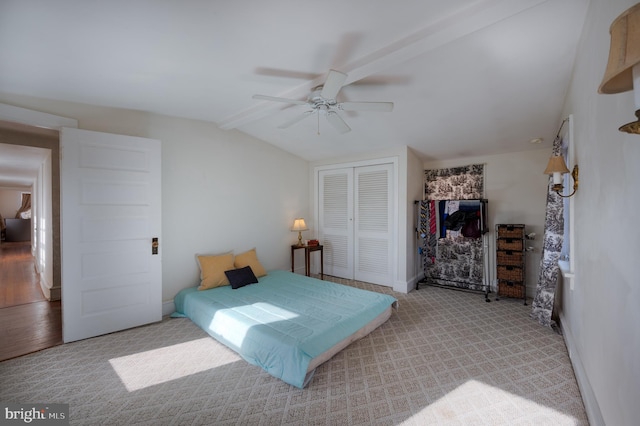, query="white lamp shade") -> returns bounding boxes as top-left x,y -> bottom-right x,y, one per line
291,218 -> 308,232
